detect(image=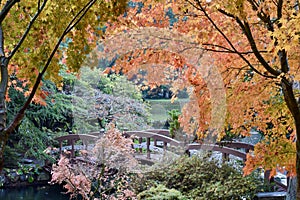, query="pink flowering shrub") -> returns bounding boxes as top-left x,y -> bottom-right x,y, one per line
50,125 -> 137,200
